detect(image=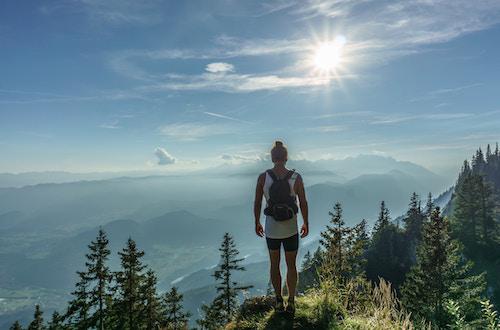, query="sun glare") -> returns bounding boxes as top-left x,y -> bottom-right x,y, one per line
312,36 -> 346,72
